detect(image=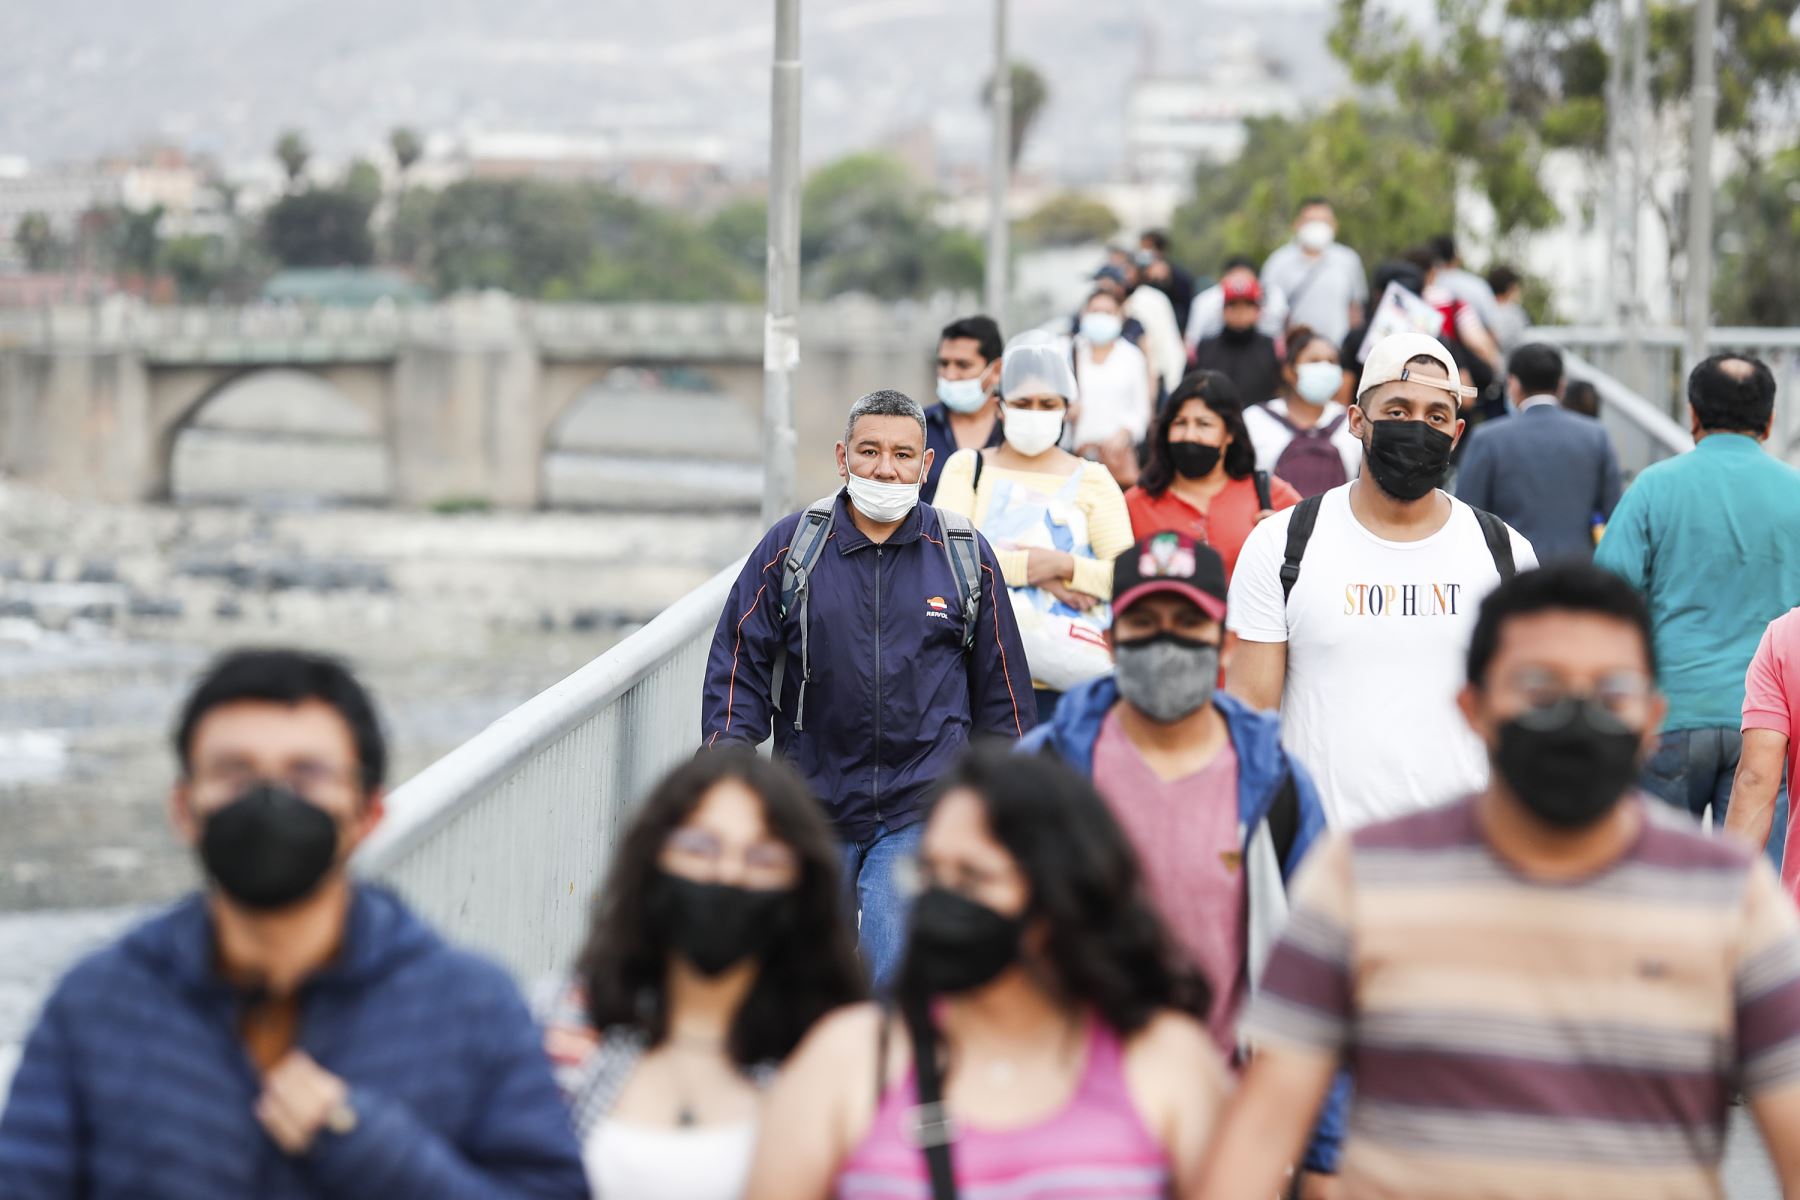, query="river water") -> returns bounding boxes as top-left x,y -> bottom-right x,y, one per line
1,370 -> 765,1101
